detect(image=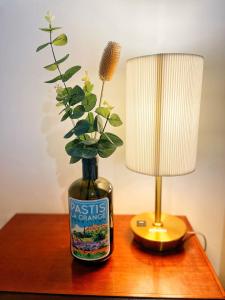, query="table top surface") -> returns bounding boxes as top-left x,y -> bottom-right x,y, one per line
0,214 -> 224,299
